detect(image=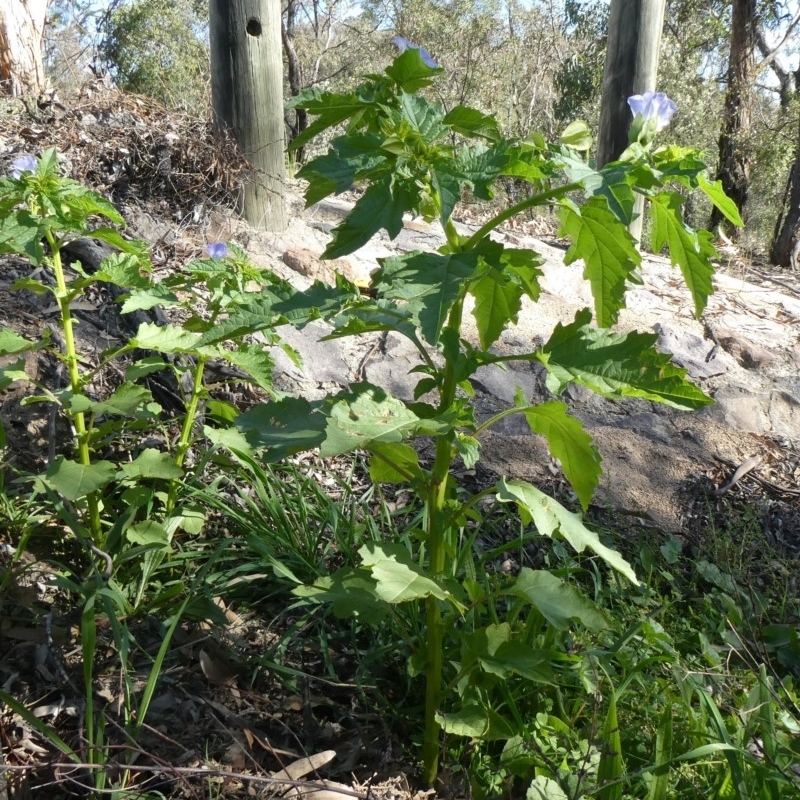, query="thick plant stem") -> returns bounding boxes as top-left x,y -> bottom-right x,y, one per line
48,233 -> 102,542
422,434 -> 451,784
421,302 -> 463,784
